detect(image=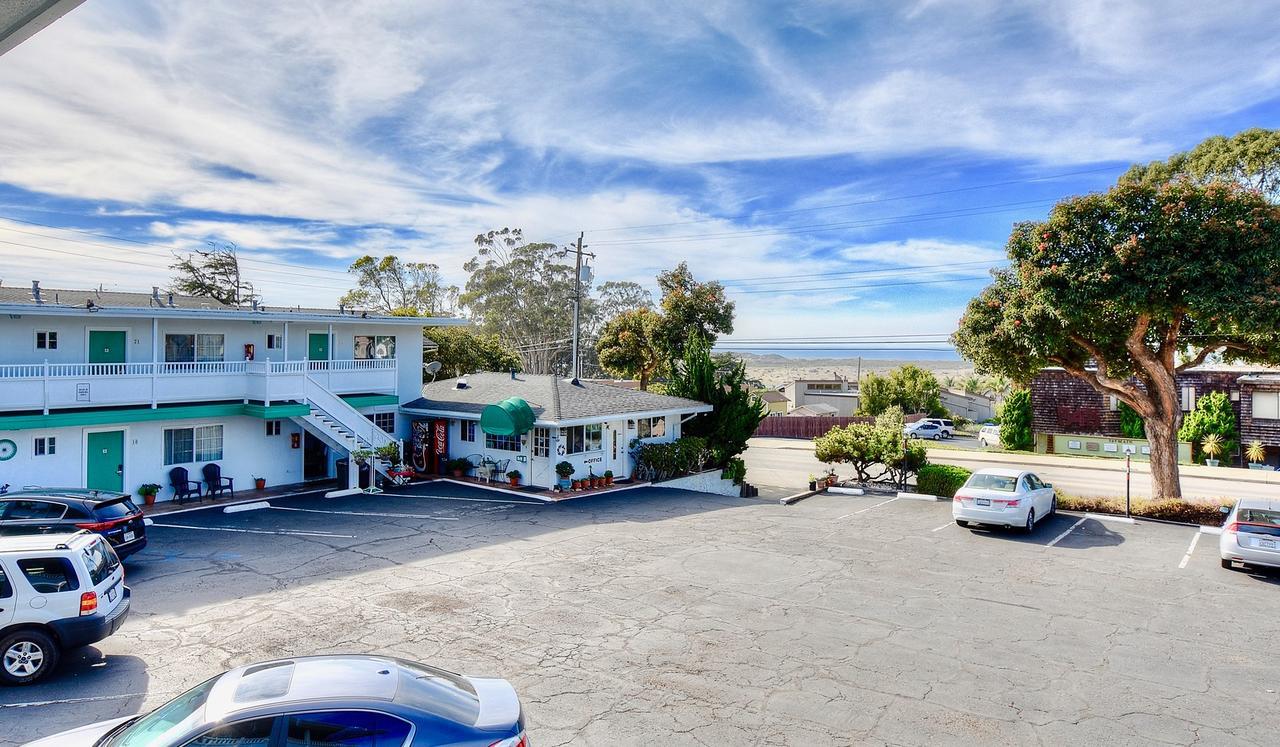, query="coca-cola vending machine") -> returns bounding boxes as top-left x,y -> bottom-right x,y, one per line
411,419 -> 450,475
